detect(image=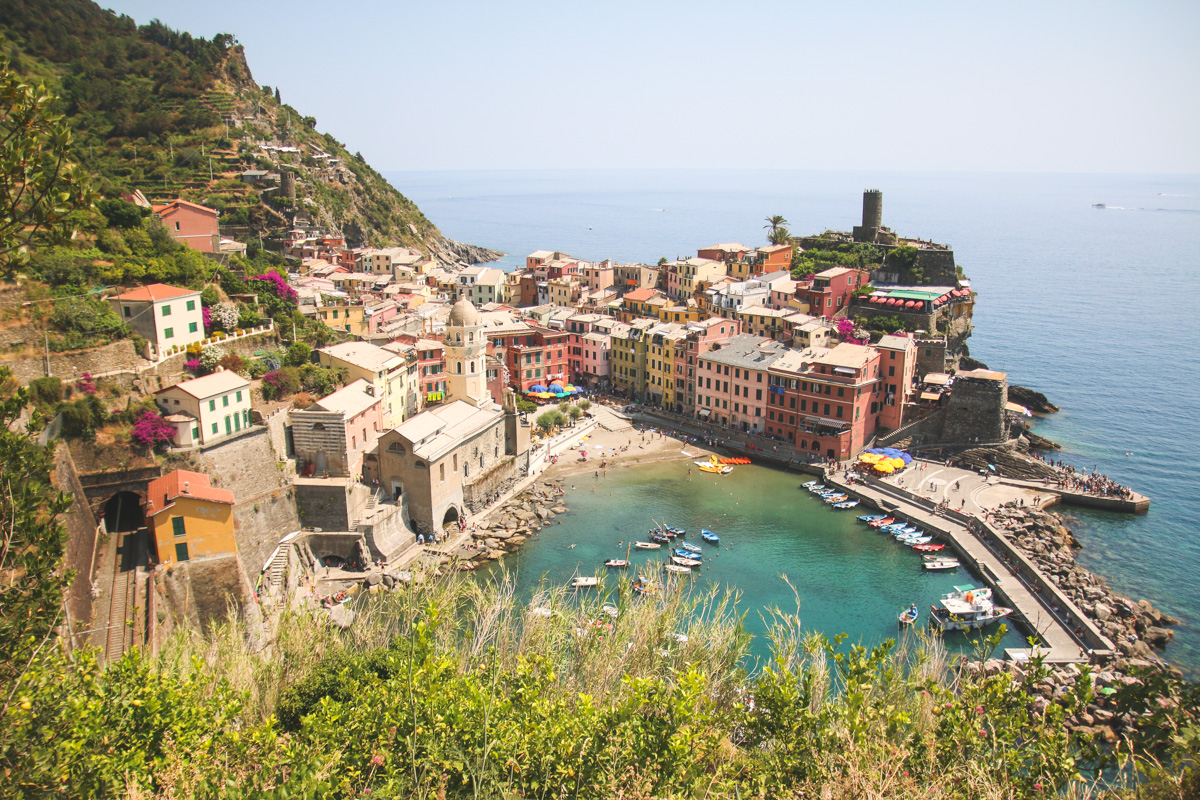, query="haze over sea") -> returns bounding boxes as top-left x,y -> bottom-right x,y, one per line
387,169 -> 1200,671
